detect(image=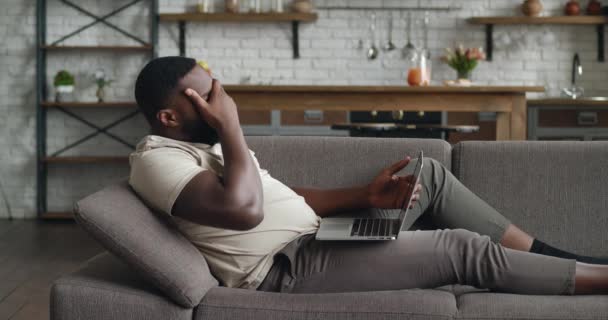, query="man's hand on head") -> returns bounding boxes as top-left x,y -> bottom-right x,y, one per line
184,79 -> 240,134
